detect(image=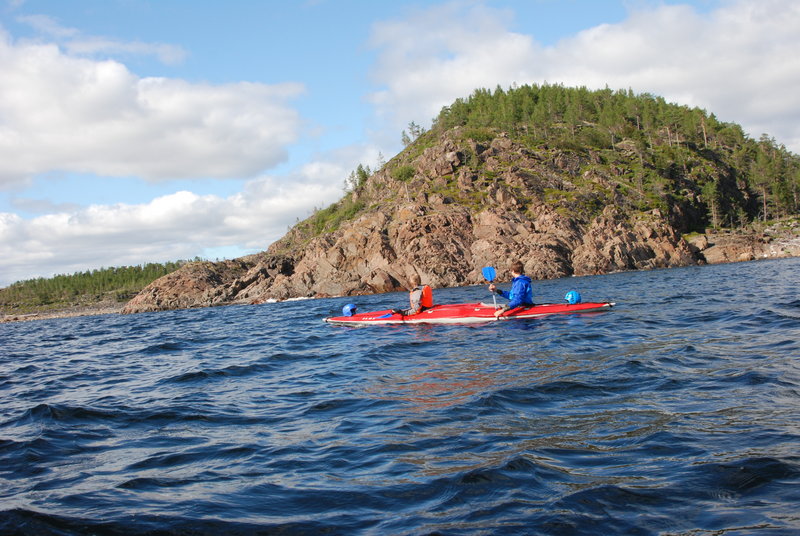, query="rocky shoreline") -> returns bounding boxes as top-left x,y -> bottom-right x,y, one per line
691,230 -> 800,264
1,304 -> 124,324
